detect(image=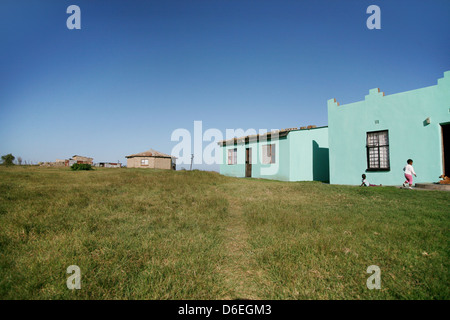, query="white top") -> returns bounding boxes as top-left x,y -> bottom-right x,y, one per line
362,179 -> 369,186
403,164 -> 416,175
